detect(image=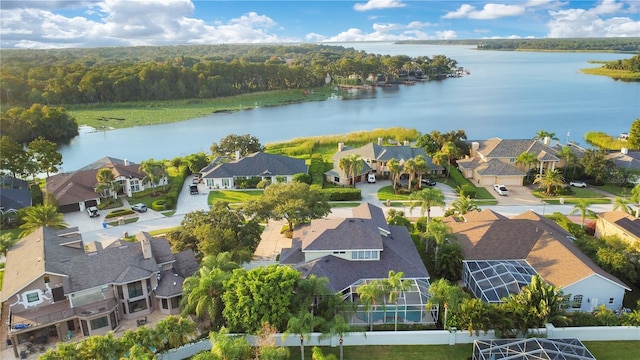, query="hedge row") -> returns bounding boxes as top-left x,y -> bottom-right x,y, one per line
448,166 -> 477,198
308,154 -> 326,187
164,166 -> 189,209
105,209 -> 136,219
321,187 -> 361,201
